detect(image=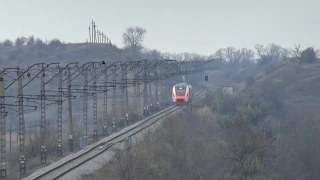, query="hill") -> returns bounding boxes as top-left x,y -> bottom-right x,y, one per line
245,61 -> 320,117
0,43 -> 125,67
240,61 -> 320,179
205,59 -> 320,114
